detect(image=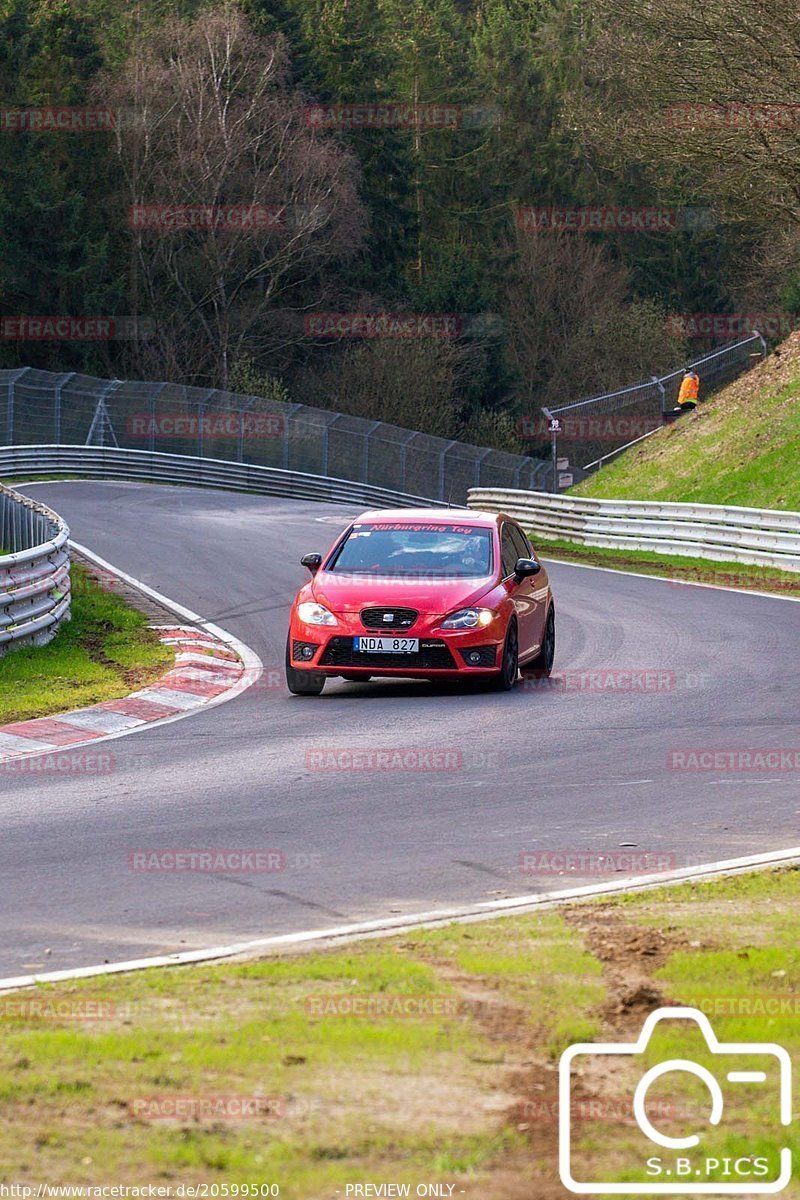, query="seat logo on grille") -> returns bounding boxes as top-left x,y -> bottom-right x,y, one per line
383,613 -> 394,622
